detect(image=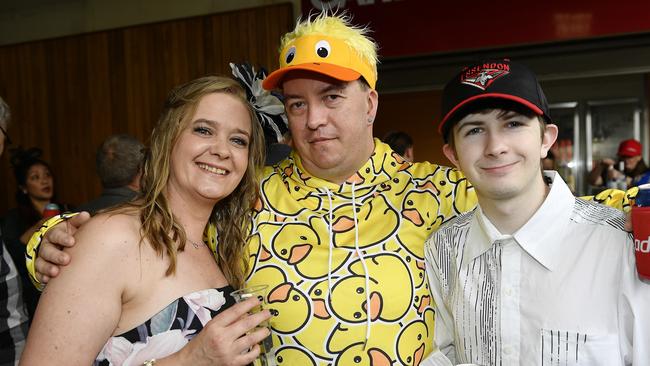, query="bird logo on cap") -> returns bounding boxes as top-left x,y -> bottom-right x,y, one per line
461,68 -> 509,90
